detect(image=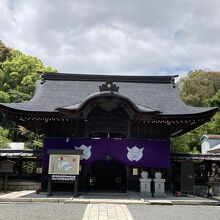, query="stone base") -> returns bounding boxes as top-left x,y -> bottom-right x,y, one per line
140,178 -> 151,196
153,179 -> 166,197
154,192 -> 166,197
